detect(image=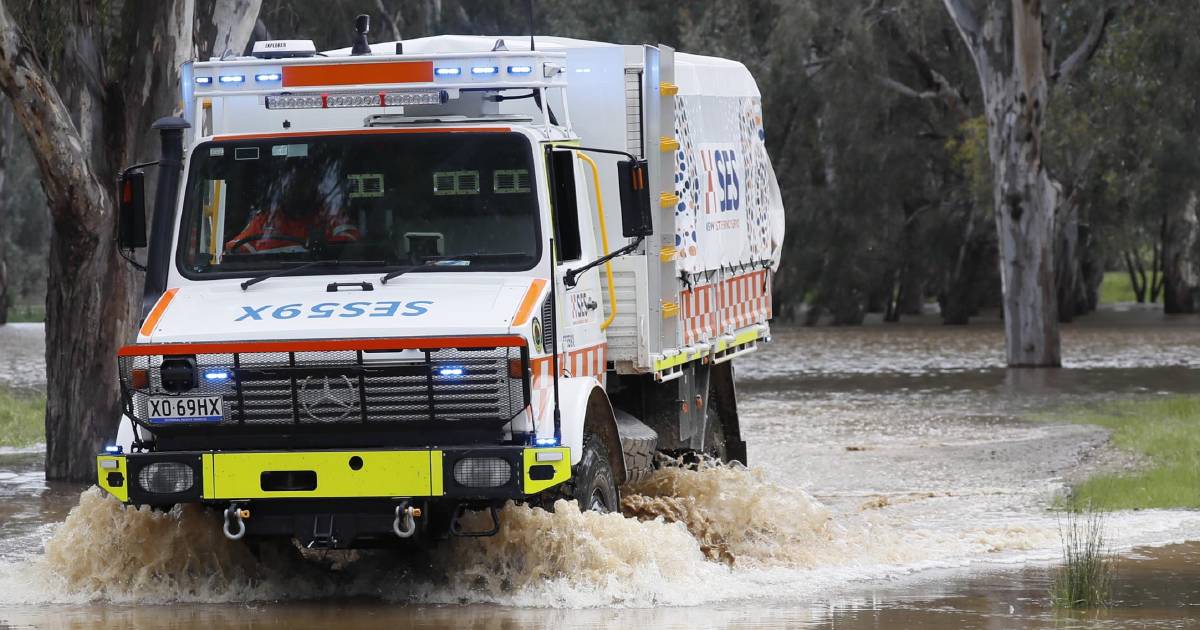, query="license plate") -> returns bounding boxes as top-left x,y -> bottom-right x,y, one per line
147,396 -> 224,424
